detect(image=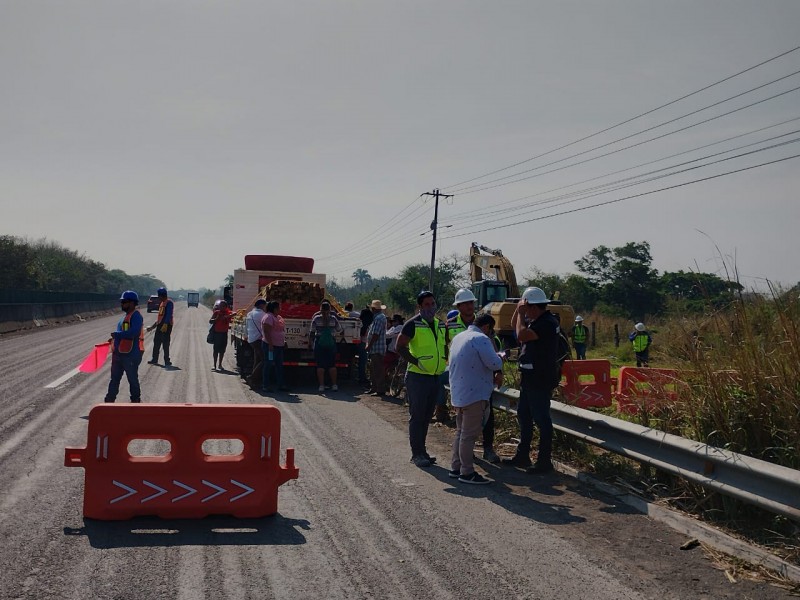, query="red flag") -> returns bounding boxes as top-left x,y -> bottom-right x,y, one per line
78,342 -> 112,373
